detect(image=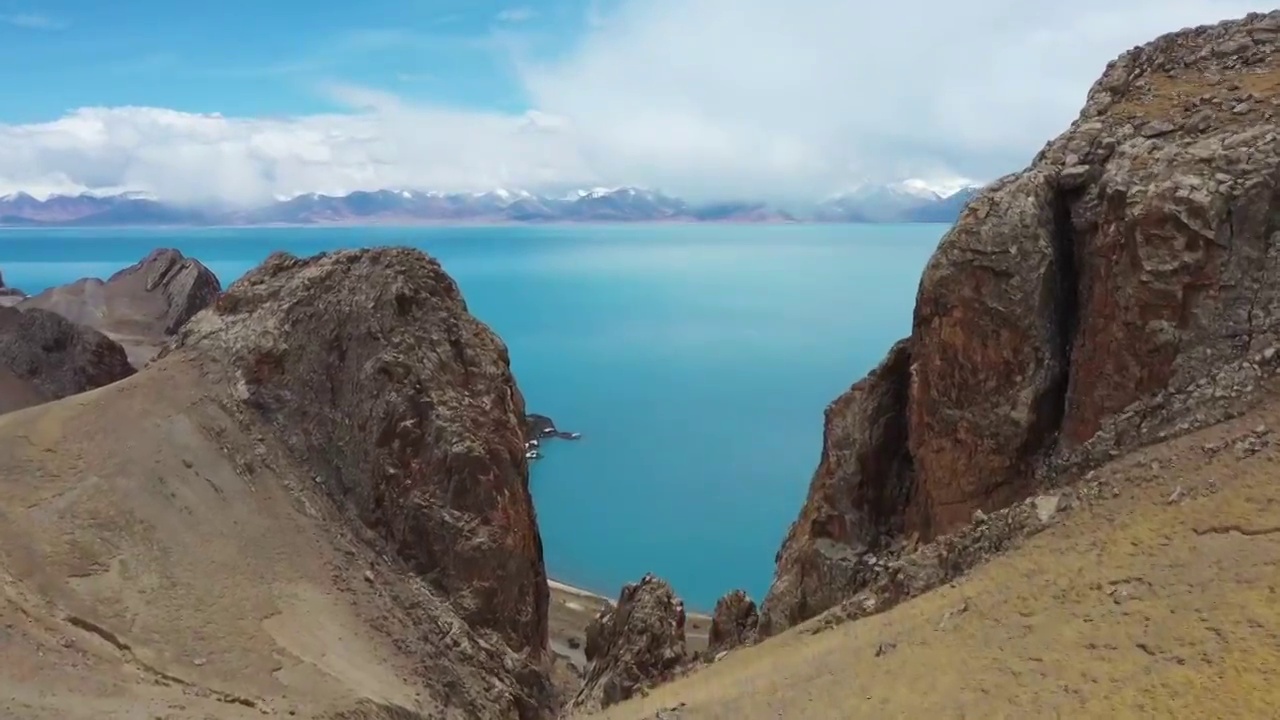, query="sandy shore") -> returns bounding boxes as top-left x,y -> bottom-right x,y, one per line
549,578 -> 613,603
